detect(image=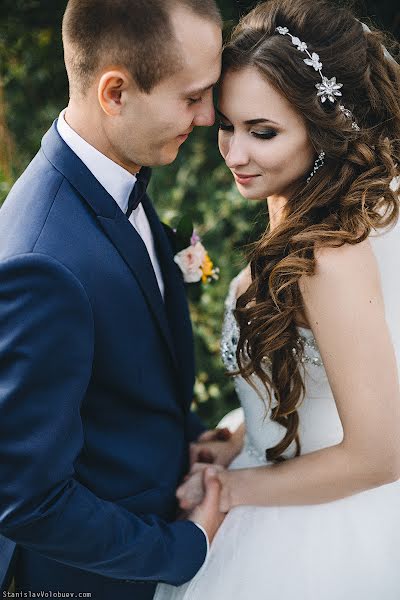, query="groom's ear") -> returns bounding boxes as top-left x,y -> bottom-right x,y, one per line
98,69 -> 130,116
